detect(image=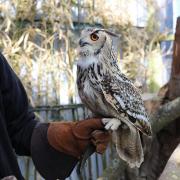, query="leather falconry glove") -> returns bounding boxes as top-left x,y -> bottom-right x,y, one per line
47,118 -> 111,159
